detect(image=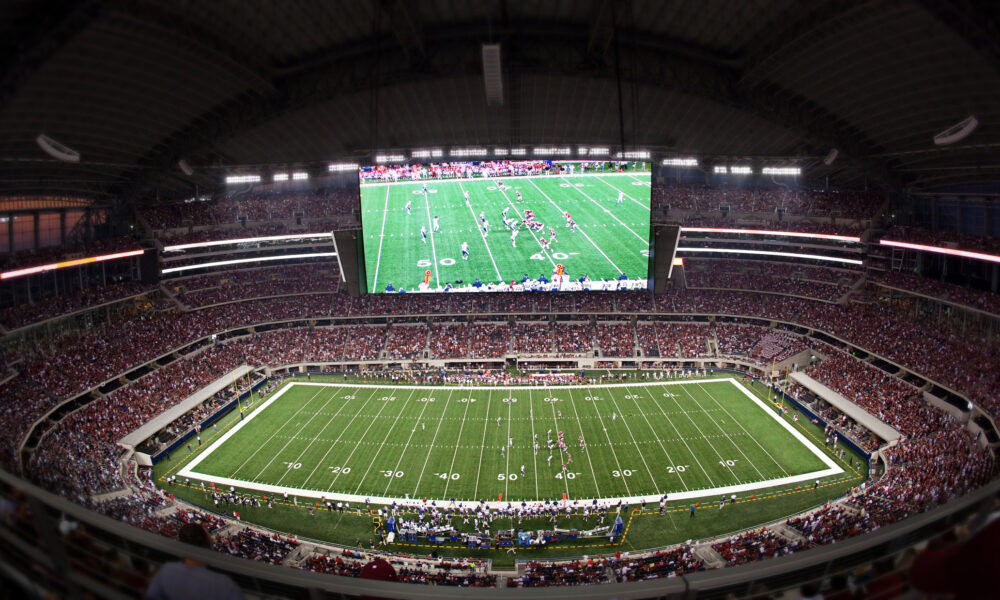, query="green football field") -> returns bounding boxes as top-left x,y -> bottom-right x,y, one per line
360,172 -> 651,292
179,378 -> 842,505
